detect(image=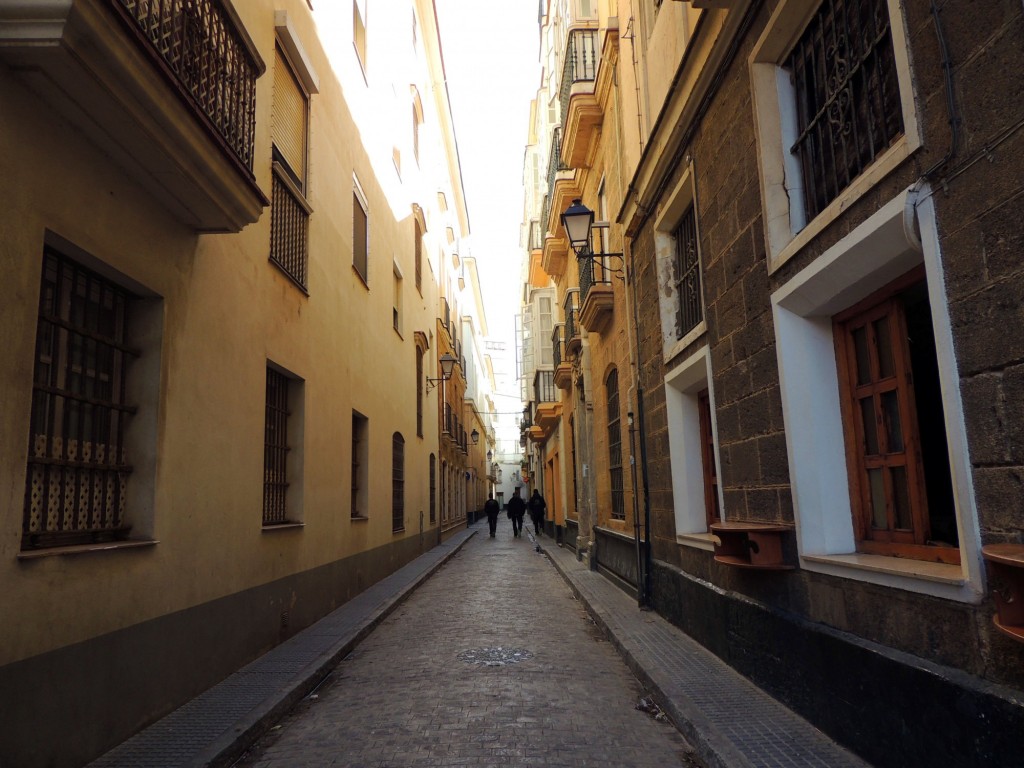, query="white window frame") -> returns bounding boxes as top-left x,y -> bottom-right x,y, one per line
749,0 -> 921,273
770,186 -> 984,602
653,161 -> 706,363
665,346 -> 721,551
